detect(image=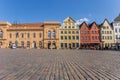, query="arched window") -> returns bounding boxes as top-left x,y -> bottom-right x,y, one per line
48,30 -> 51,38
0,31 -> 3,38
21,41 -> 24,48
16,32 -> 19,38
39,41 -> 42,47
27,33 -> 30,38
27,41 -> 30,47
52,30 -> 56,38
